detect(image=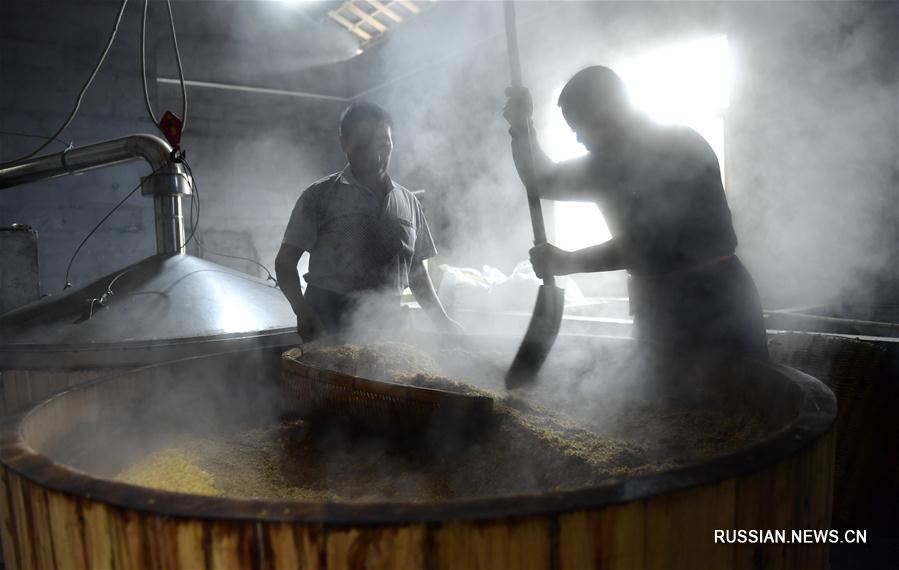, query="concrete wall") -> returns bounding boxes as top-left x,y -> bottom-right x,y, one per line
1,0 -> 158,296
349,1 -> 899,308
3,0 -> 896,310
160,84 -> 346,279
725,2 -> 899,308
